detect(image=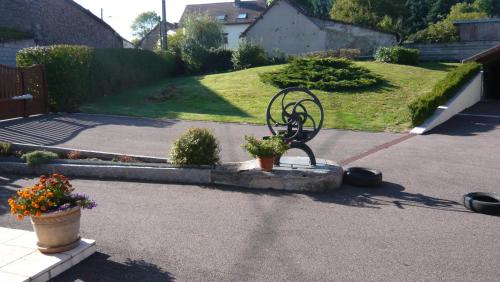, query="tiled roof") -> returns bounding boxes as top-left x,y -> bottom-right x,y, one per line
180,1 -> 266,25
